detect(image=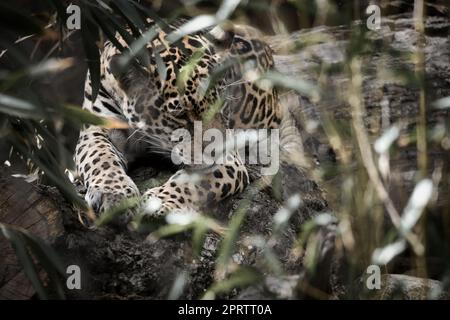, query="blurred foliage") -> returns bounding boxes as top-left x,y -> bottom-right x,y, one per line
0,0 -> 450,299
0,223 -> 66,299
